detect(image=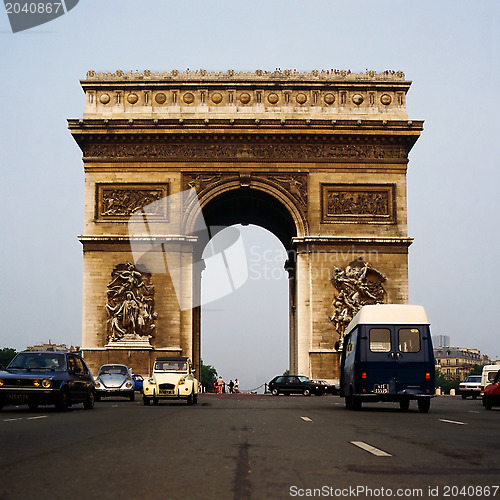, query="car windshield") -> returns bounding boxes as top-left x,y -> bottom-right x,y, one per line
466,376 -> 481,382
298,376 -> 310,383
154,361 -> 188,372
8,352 -> 66,371
99,365 -> 128,375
